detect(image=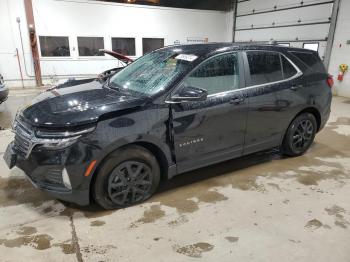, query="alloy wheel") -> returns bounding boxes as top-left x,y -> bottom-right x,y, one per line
292,119 -> 314,151
107,161 -> 152,205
